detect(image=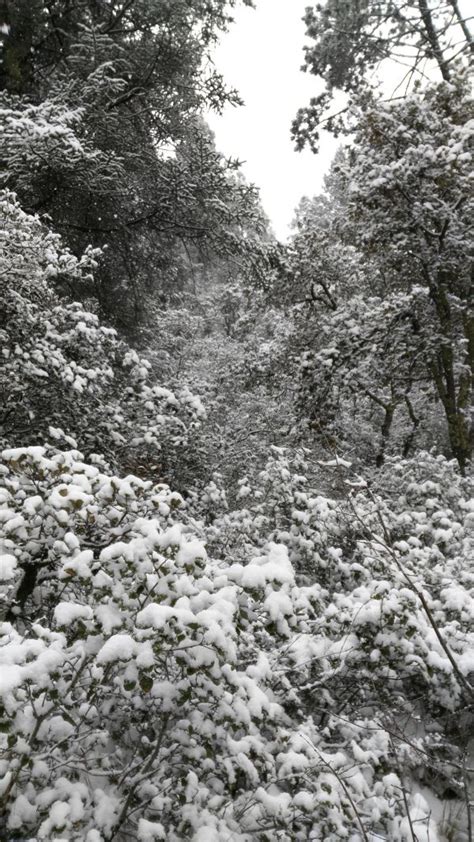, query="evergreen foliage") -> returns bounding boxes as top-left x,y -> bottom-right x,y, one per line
1,0 -> 264,329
